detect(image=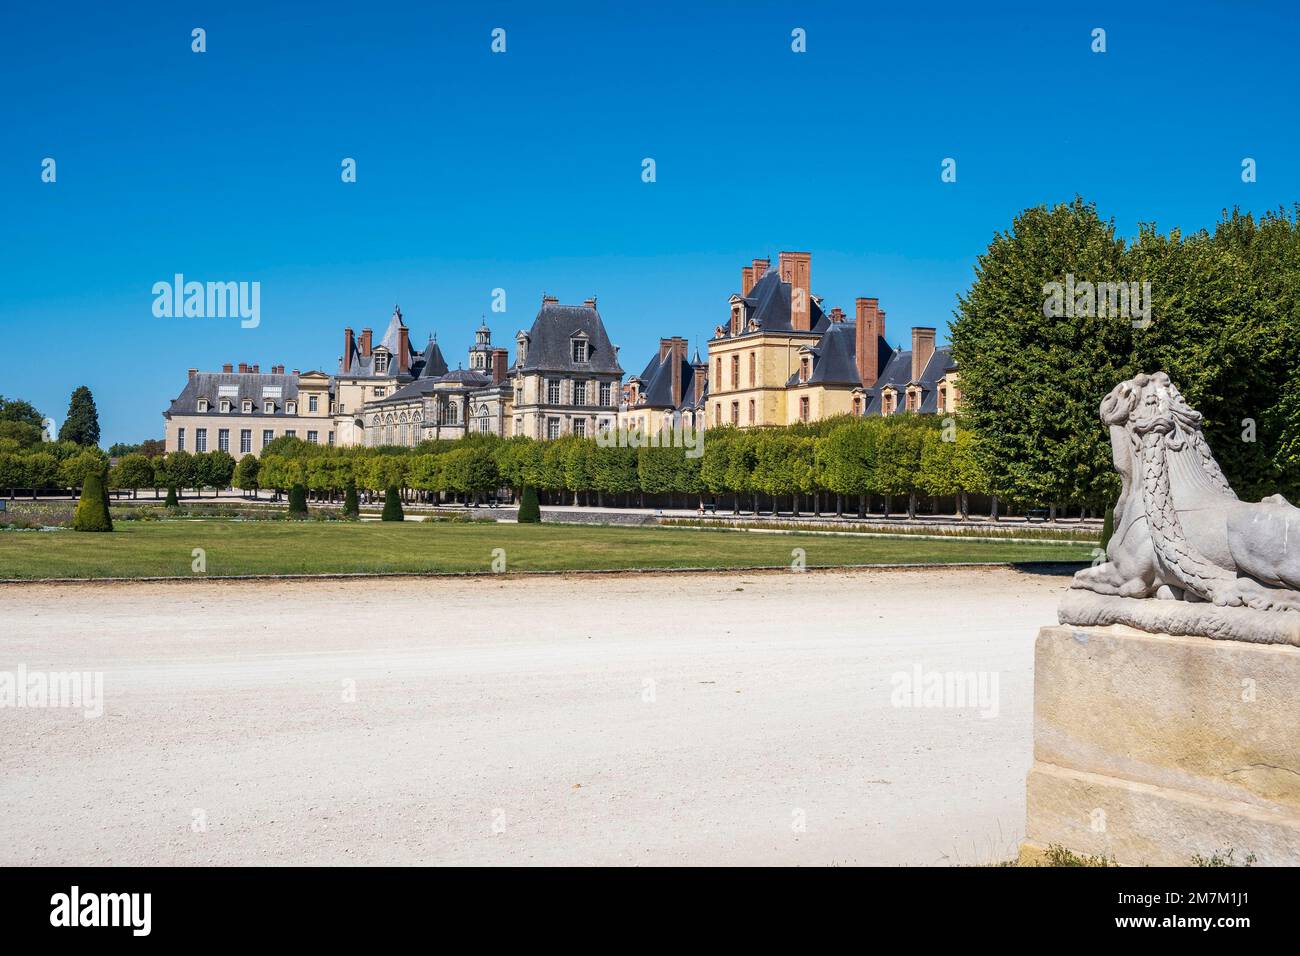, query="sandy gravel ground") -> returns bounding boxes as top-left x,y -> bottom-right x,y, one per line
0,567 -> 1069,866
